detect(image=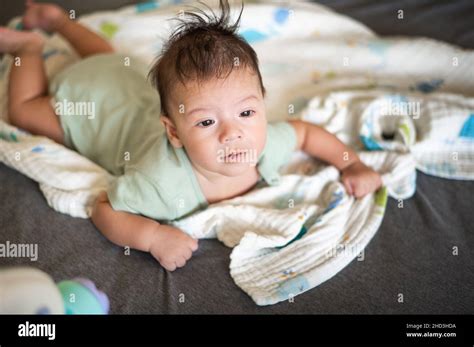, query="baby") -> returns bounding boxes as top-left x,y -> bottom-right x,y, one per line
1,0 -> 381,271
